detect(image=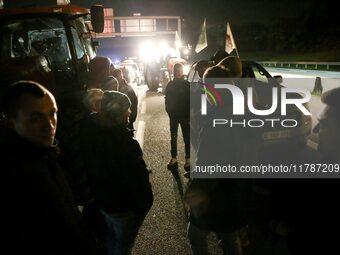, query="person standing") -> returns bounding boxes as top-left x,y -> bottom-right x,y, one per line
290,87 -> 340,255
100,76 -> 119,91
165,63 -> 191,175
79,90 -> 153,255
113,68 -> 138,130
184,65 -> 253,255
0,81 -> 95,255
316,87 -> 340,162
